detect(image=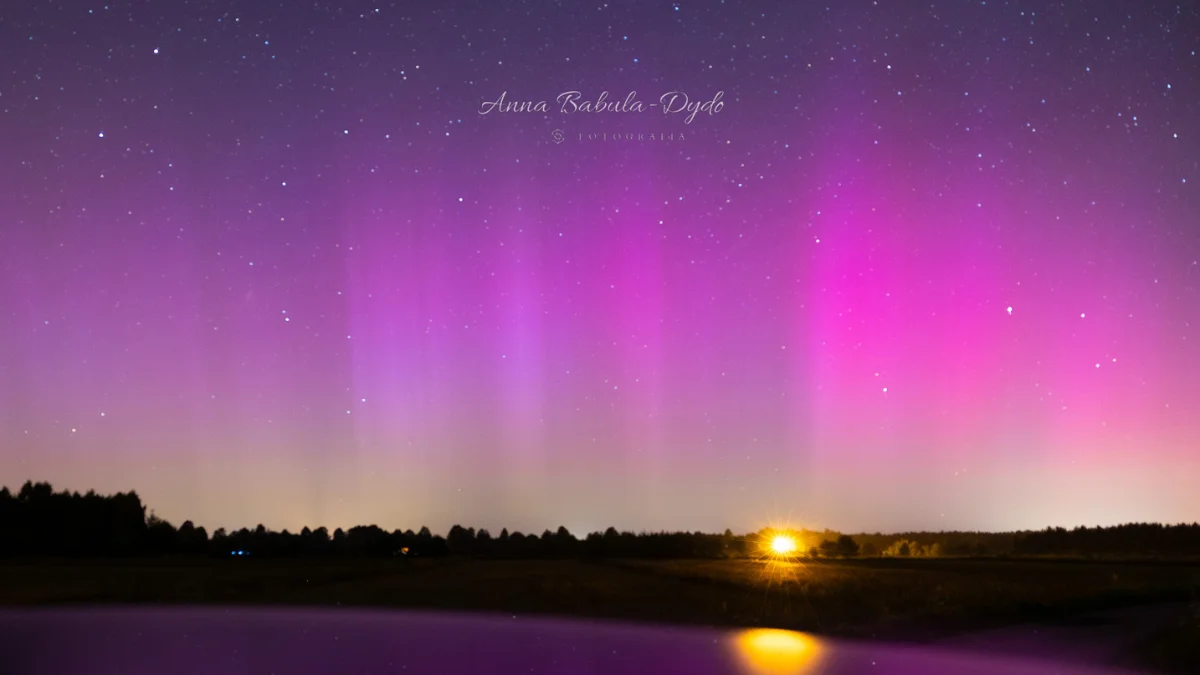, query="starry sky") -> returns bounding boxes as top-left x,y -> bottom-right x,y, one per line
1,1 -> 1198,536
